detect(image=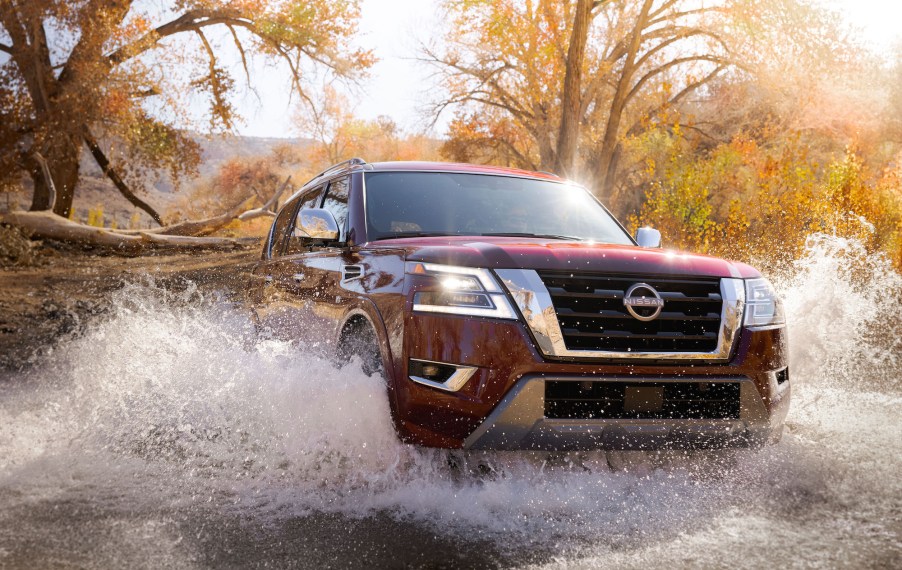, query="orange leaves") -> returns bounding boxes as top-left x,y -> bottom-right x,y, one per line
112,14 -> 153,45
100,89 -> 131,118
